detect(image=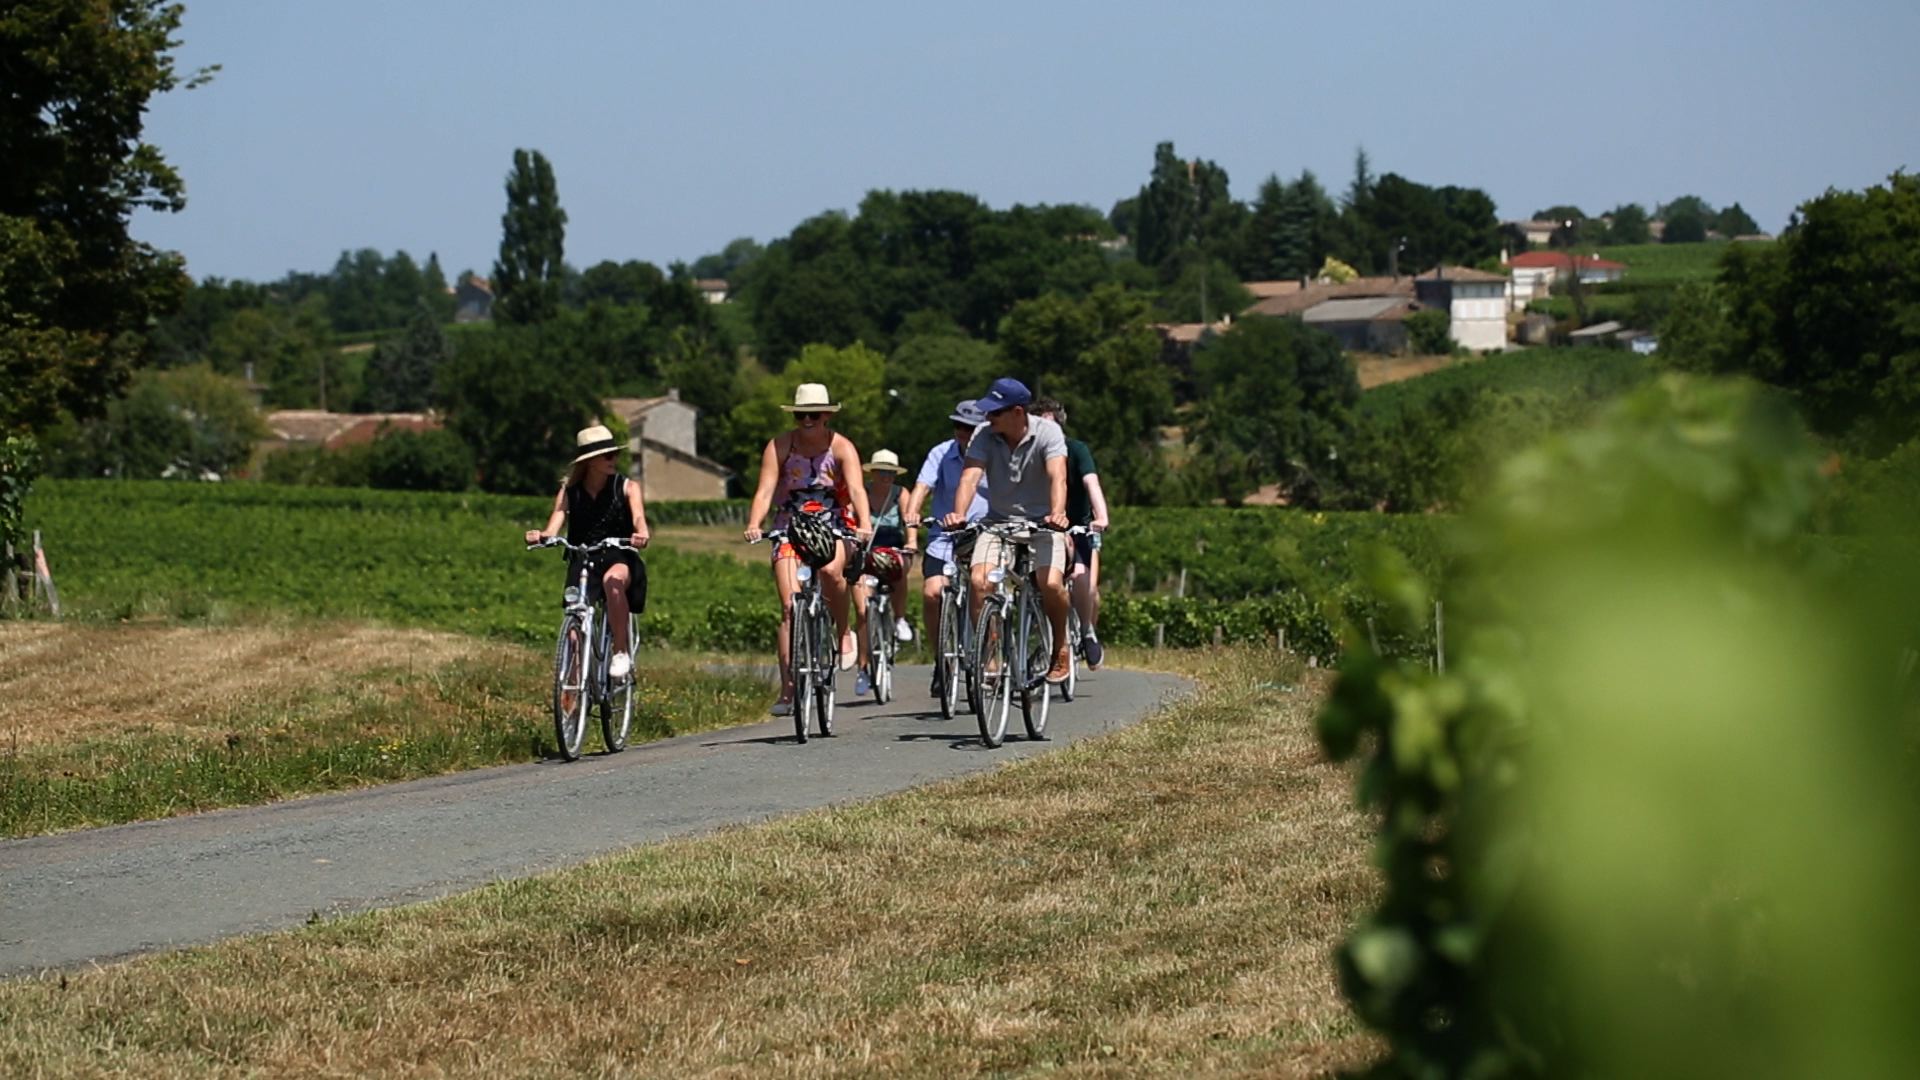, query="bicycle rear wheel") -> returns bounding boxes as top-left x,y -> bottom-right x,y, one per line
936,592 -> 962,719
599,612 -> 635,752
790,597 -> 812,744
974,600 -> 1010,748
551,612 -> 590,761
866,596 -> 888,705
1019,590 -> 1052,740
